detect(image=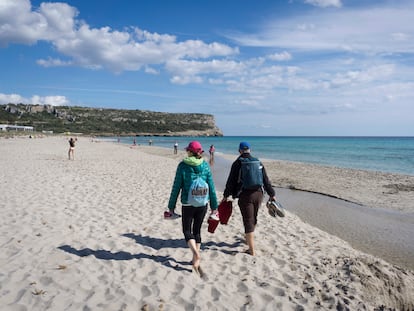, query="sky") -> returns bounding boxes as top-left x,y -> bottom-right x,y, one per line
0,0 -> 413,136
